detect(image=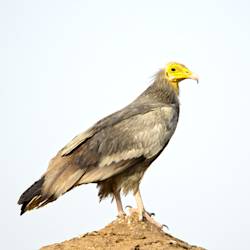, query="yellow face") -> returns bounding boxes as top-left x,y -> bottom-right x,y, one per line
164,62 -> 198,94
165,62 -> 197,83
